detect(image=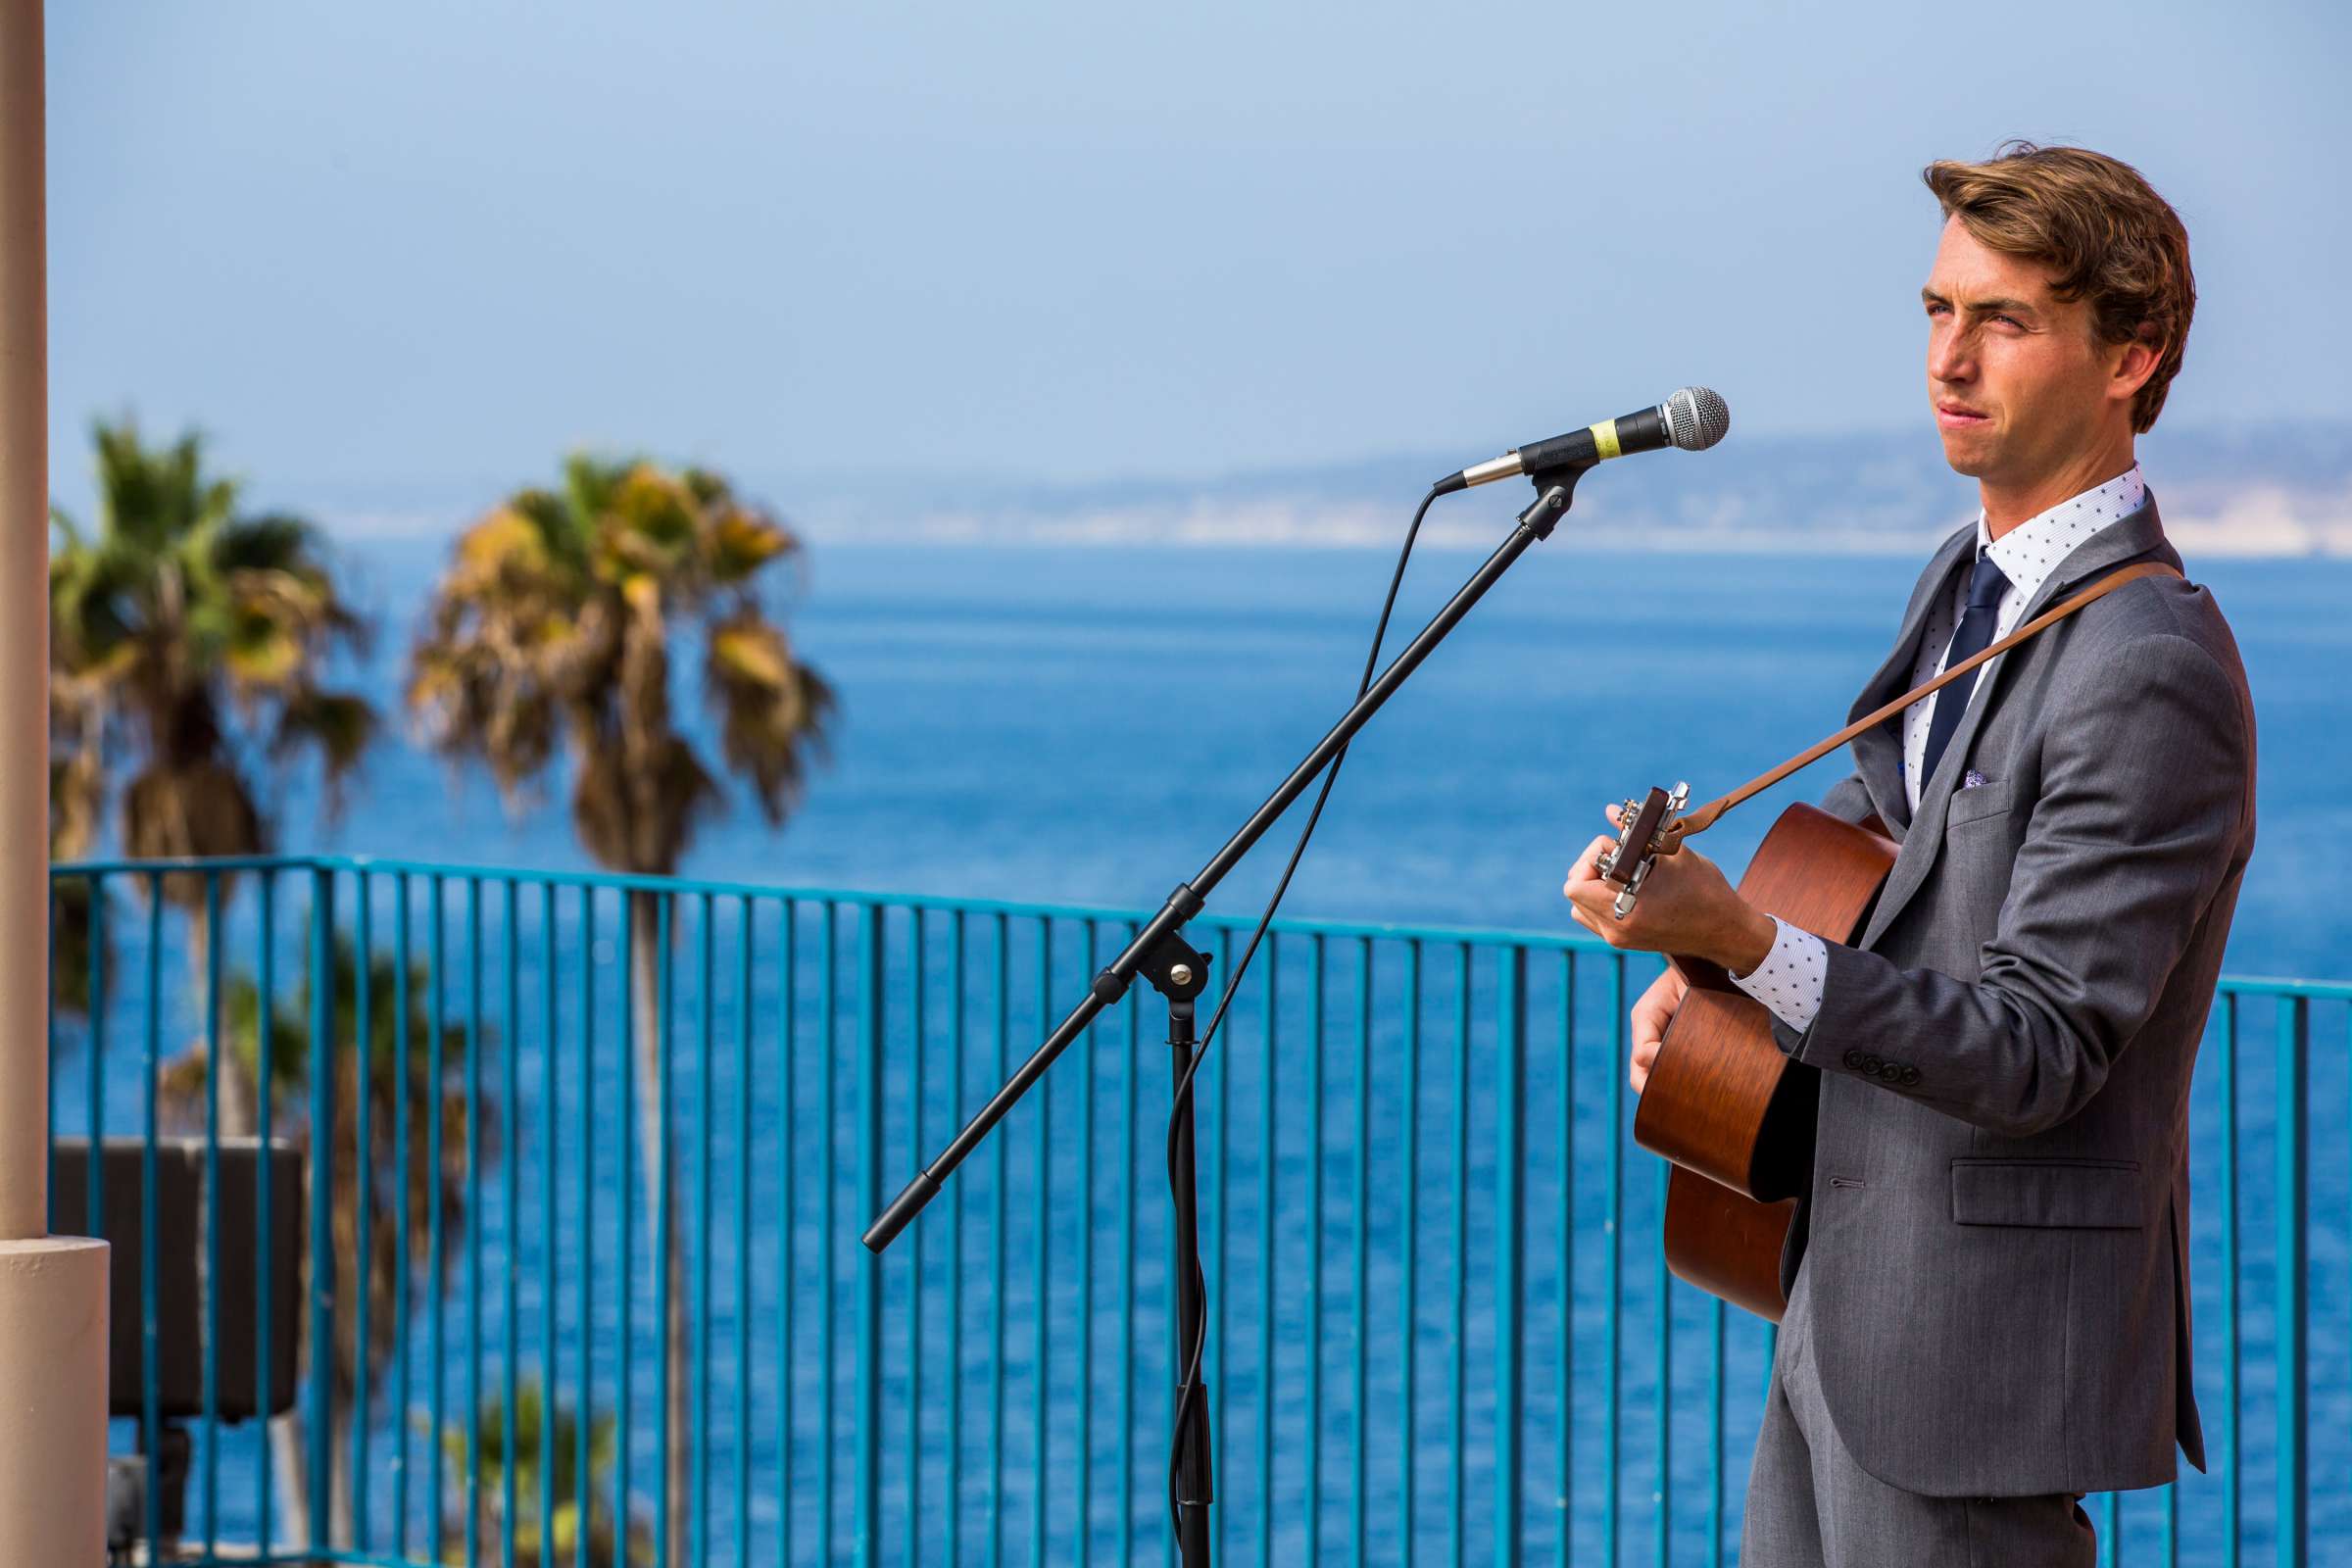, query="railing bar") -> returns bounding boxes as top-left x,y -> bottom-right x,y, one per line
655,892 -> 675,1568
1258,936 -> 1278,1568
819,901 -> 838,1568
466,879 -> 489,1568
615,890 -> 637,1568
776,898 -> 798,1568
1604,954 -> 1625,1568
947,908 -> 966,1568
1213,924 -> 1234,1568
1449,940 -> 1469,1568
1077,920 -> 1098,1565
141,875 -> 164,1552
577,885 -> 597,1568
2221,992 -> 2237,1568
466,875 -> 486,1568
695,892 -> 716,1568
2276,995 -> 2307,1568
502,876 -> 521,1568
908,908 -> 928,1561
990,909 -> 1007,1568
1302,934 -> 1324,1562
354,871 -> 375,1552
1353,935 -> 1371,1568
391,874 -> 412,1559
1031,916 -> 1052,1568
1117,920 -> 1138,1568
1655,1154 -> 1671,1568
736,895 -> 756,1568
540,880 -> 559,1568
1558,950 -> 1574,1568
308,868 -> 337,1549
2098,1491 -> 2117,1566
1154,942 -> 1182,1568
1402,939 -> 1422,1562
1496,945 -> 1527,1568
854,903 -> 885,1565
205,870 -> 225,1556
258,867 -> 278,1553
81,871 -> 104,1246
